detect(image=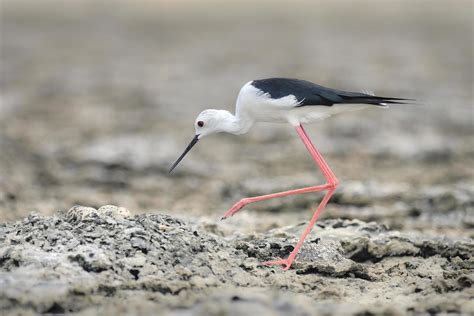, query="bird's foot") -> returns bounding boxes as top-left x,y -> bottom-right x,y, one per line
261,257 -> 294,271
220,199 -> 248,220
